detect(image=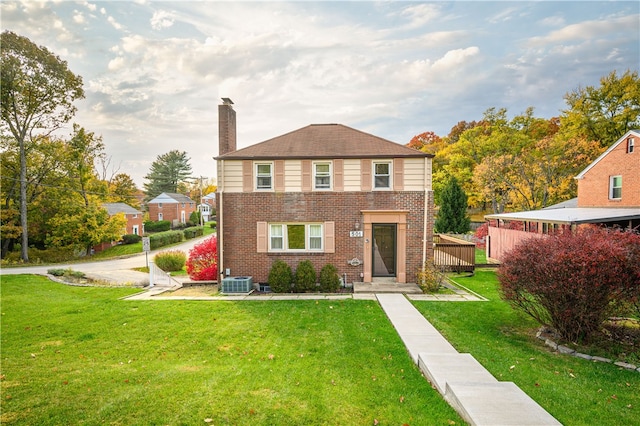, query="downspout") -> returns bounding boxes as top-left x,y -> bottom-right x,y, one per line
219,160 -> 225,282
422,157 -> 428,267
